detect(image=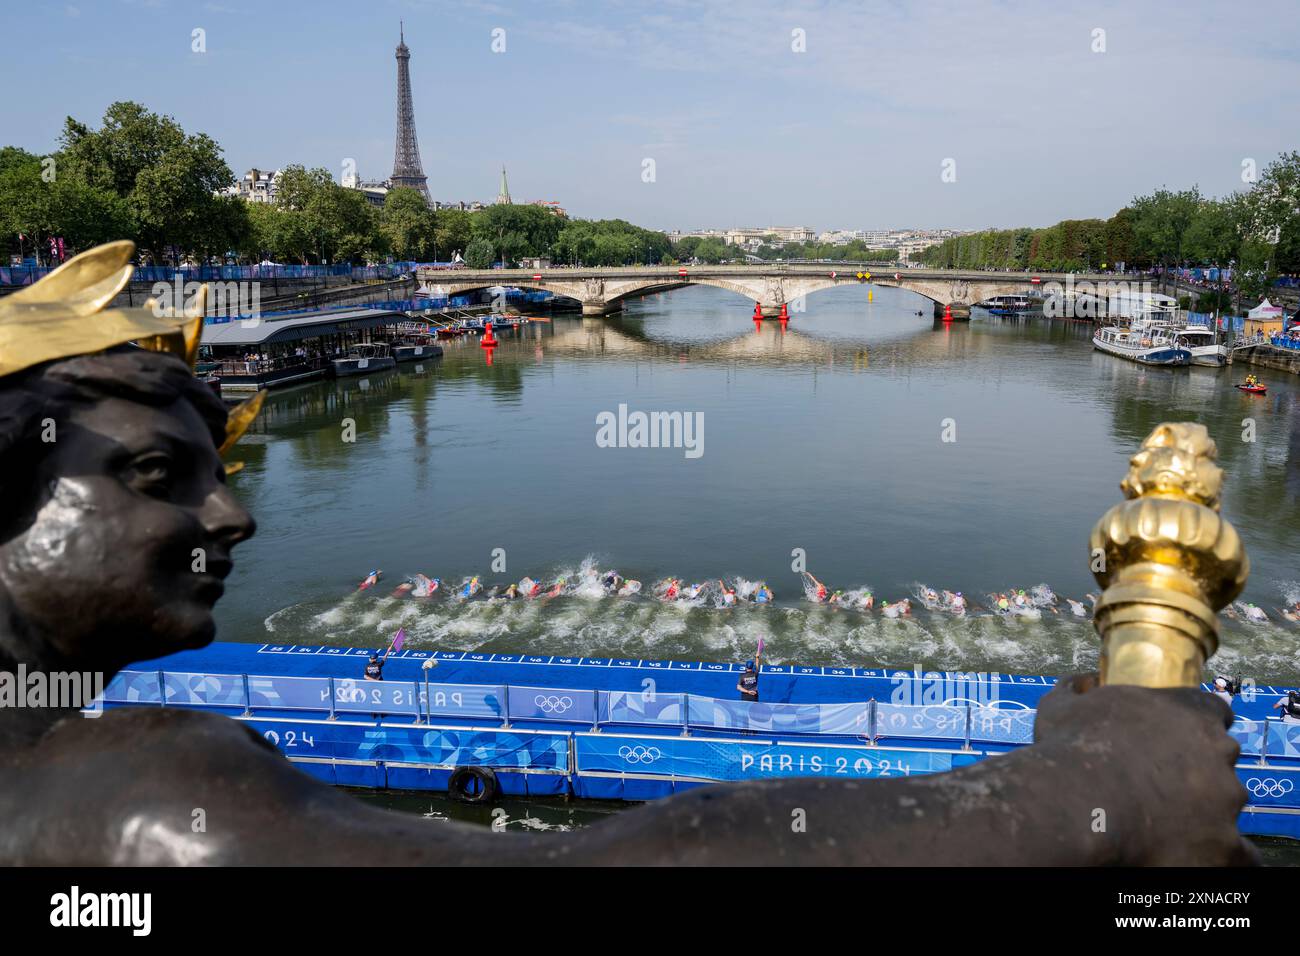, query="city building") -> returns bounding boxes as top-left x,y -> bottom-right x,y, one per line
222,168 -> 281,204
342,170 -> 391,208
